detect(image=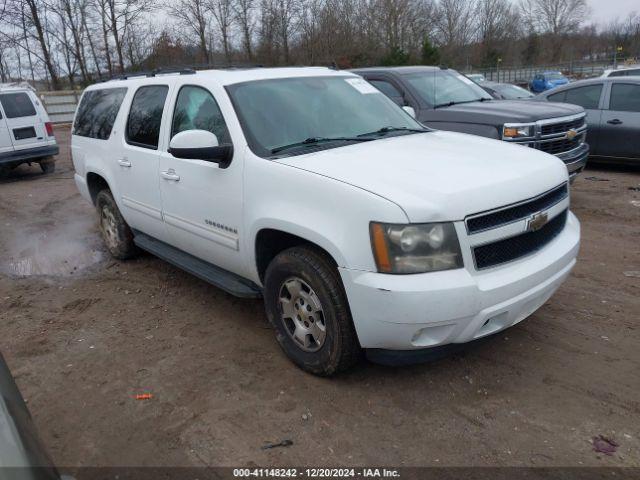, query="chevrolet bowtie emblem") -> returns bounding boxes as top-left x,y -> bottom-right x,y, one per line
566,129 -> 578,140
528,212 -> 549,232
